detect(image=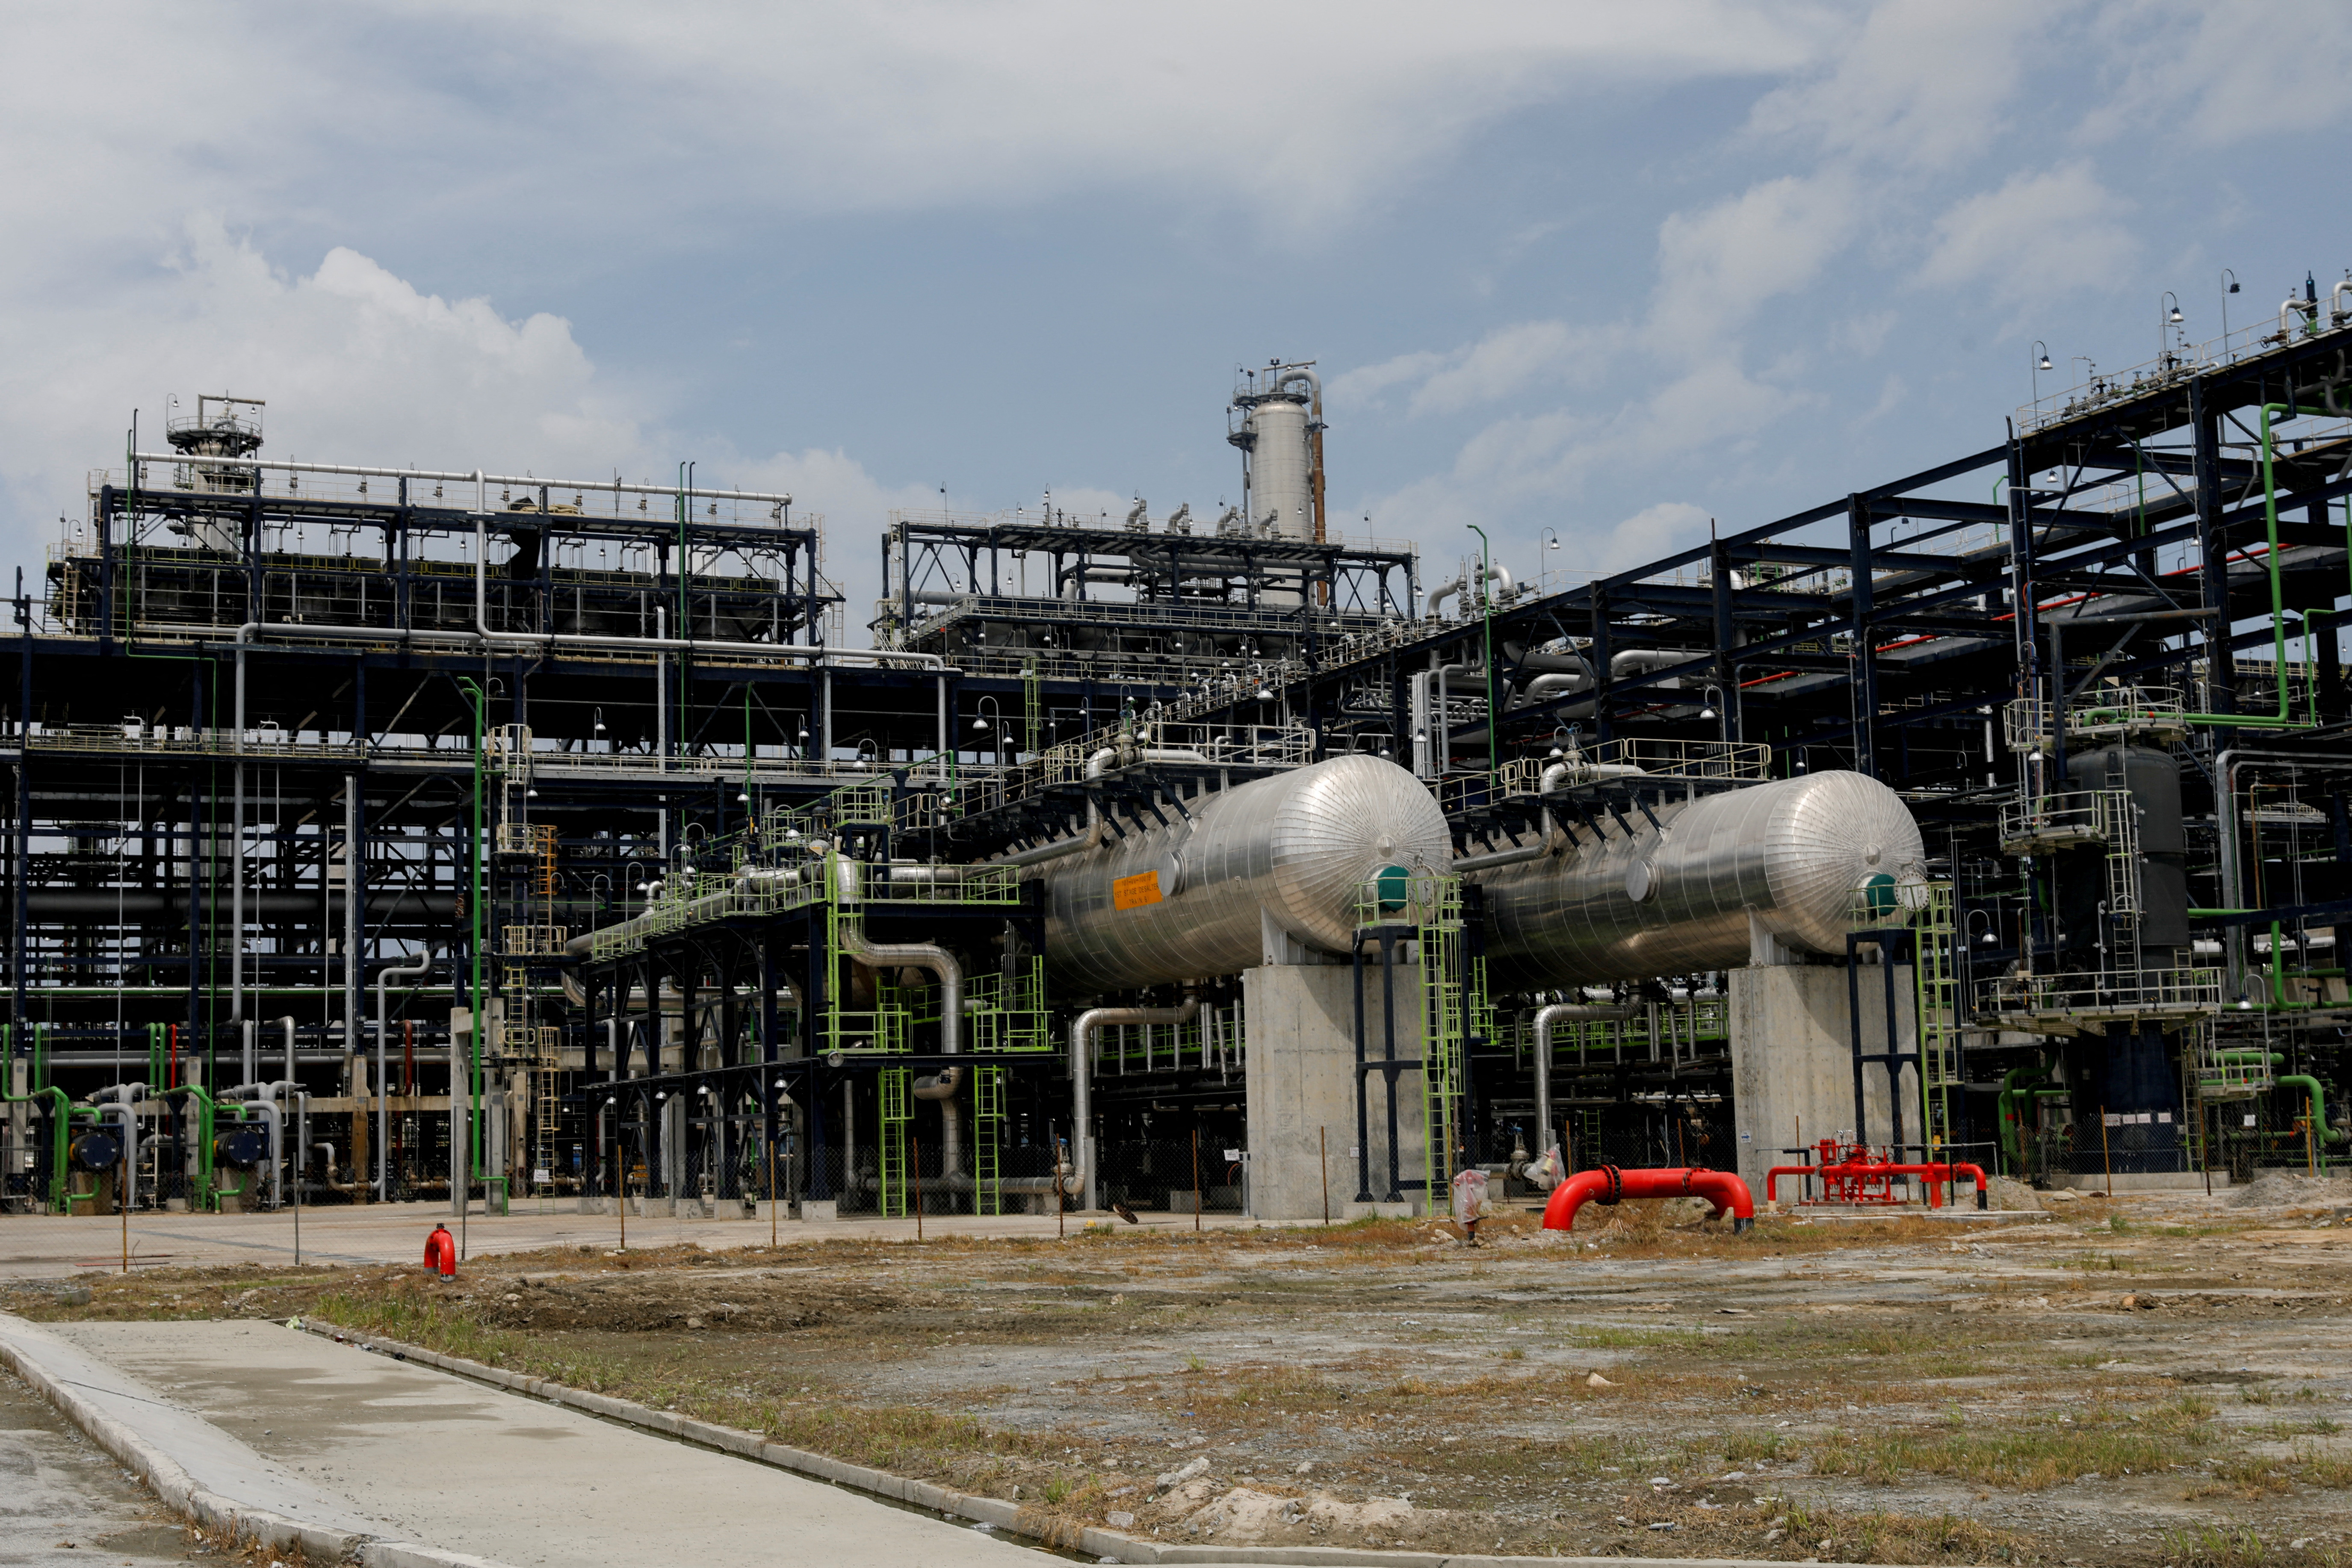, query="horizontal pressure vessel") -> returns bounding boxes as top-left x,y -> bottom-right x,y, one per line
1041,754 -> 1454,990
1474,770 -> 1926,992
